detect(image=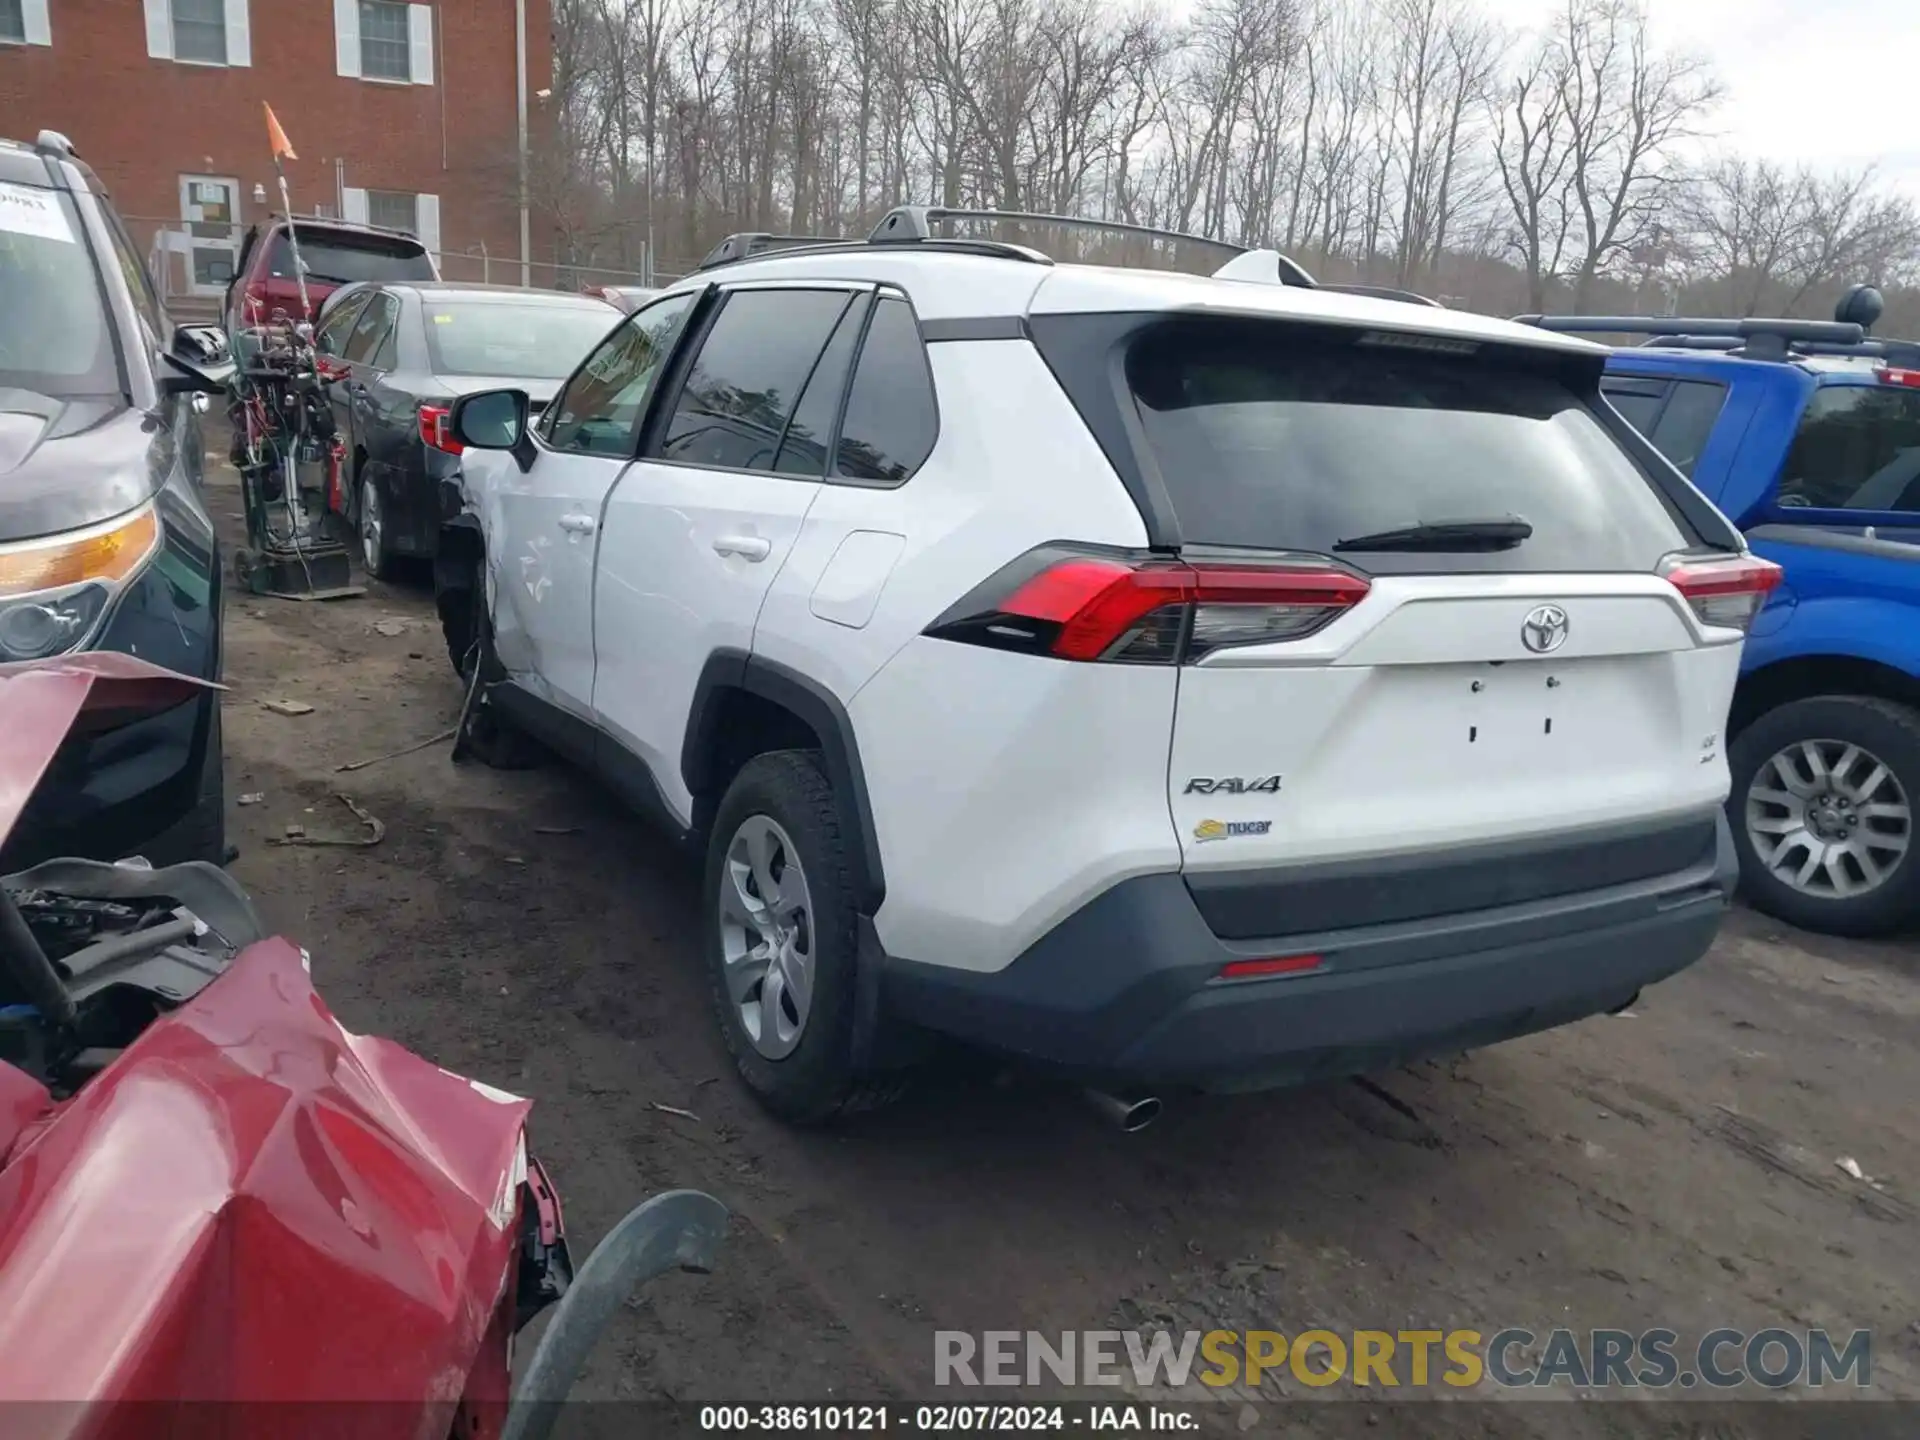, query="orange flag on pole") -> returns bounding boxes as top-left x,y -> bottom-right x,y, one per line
264,103 -> 297,162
